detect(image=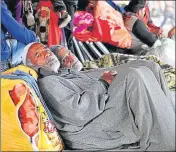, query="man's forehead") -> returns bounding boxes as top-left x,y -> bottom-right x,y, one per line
27,43 -> 45,57
30,43 -> 45,50
29,43 -> 46,53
